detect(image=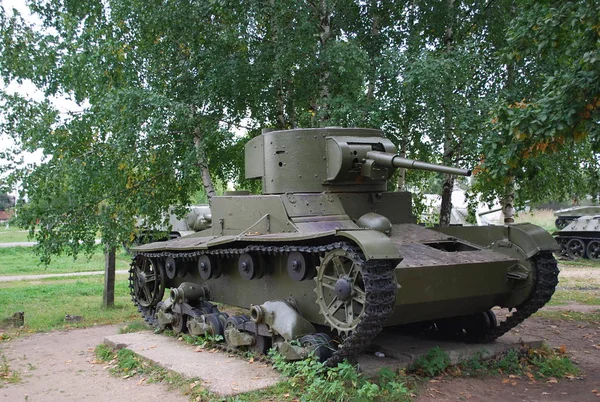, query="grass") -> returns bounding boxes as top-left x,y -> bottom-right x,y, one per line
0,274 -> 139,334
0,226 -> 30,243
451,343 -> 579,380
514,209 -> 557,232
0,246 -> 131,276
535,310 -> 600,322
